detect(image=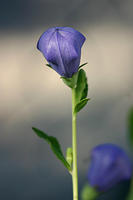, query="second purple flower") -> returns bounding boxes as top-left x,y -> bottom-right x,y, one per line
88,143 -> 132,192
